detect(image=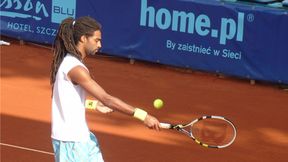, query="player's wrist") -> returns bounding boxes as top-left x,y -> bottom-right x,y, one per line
133,108 -> 148,121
